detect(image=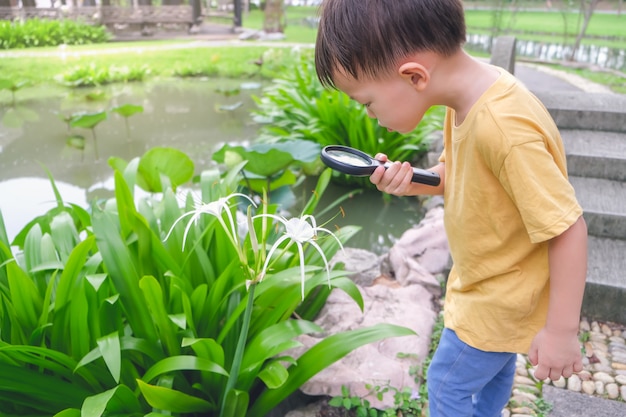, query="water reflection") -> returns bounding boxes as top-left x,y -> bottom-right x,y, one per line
466,33 -> 626,71
0,177 -> 88,240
